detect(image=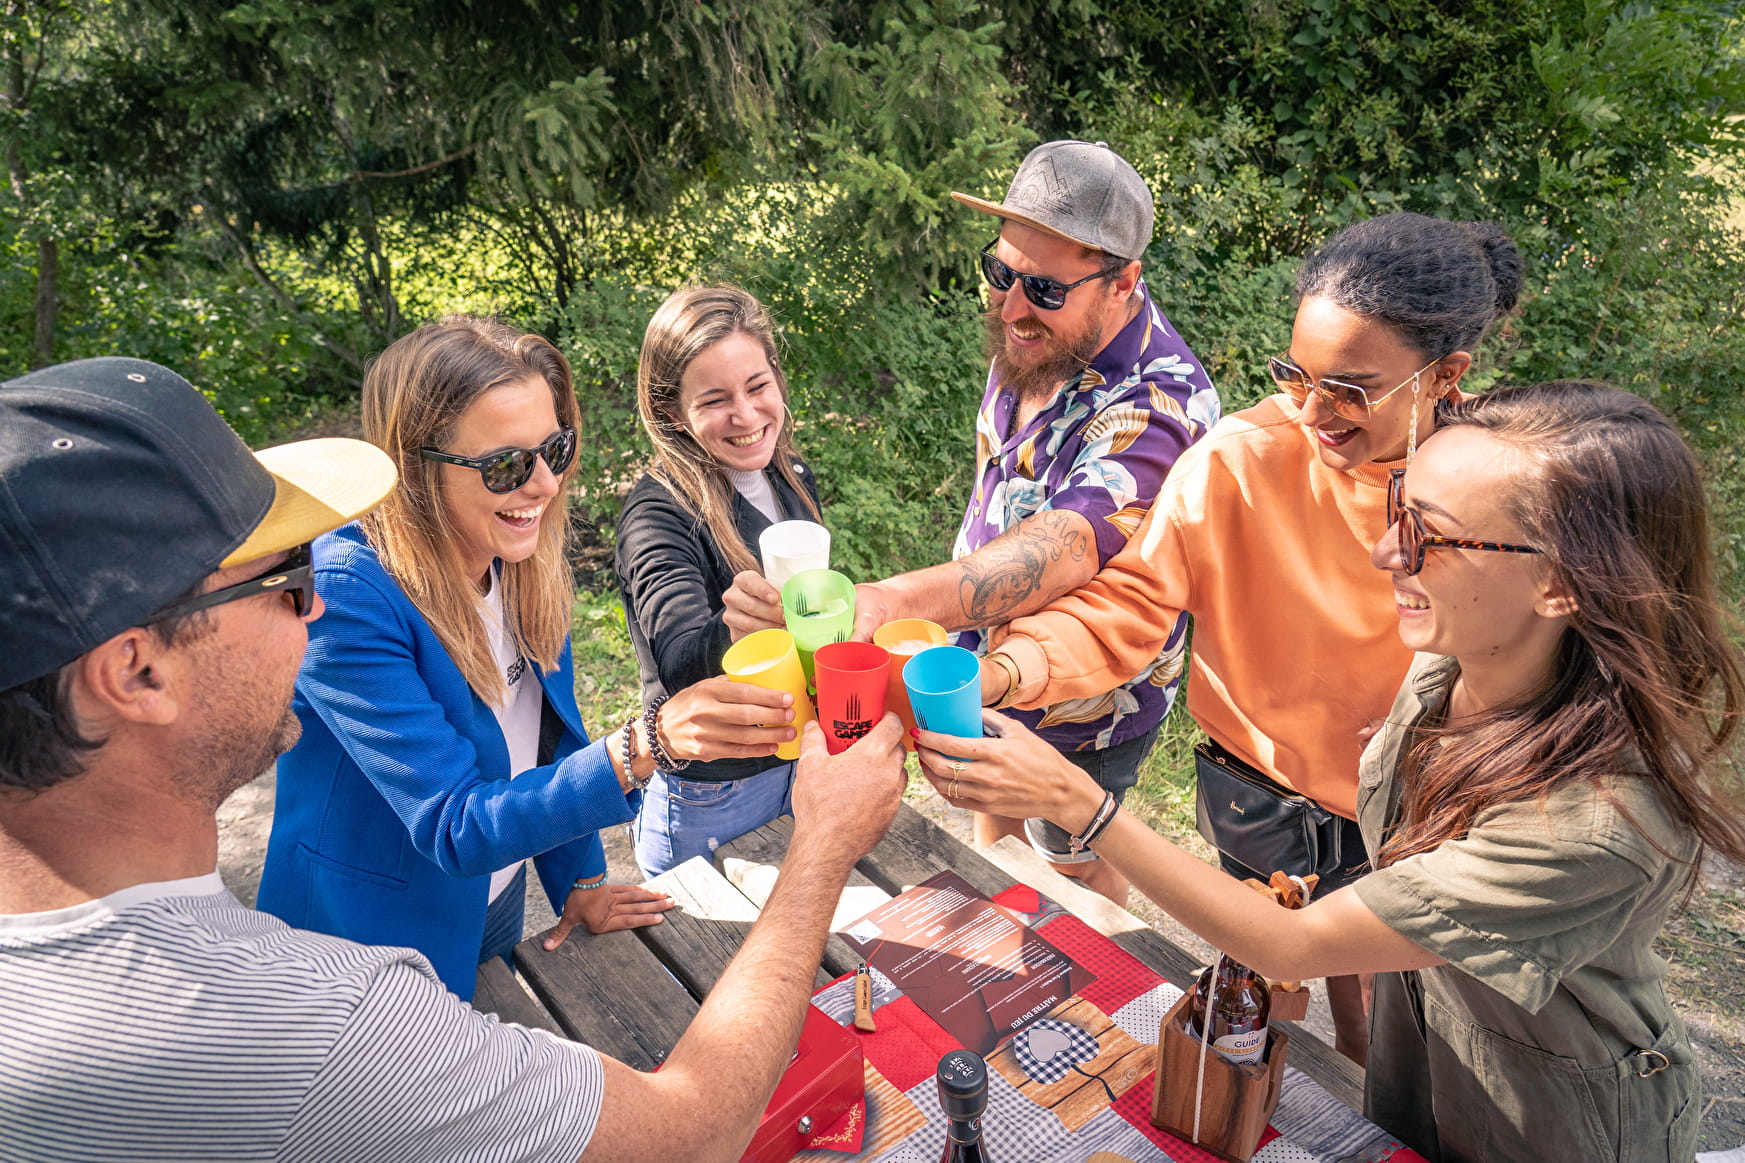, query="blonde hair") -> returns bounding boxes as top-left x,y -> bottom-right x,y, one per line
636,285 -> 819,574
360,316 -> 579,705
